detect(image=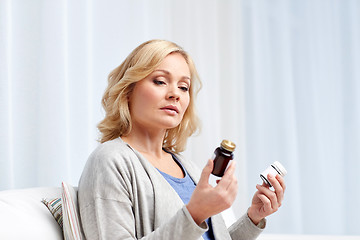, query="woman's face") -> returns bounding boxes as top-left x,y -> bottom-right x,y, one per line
128,53 -> 191,132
